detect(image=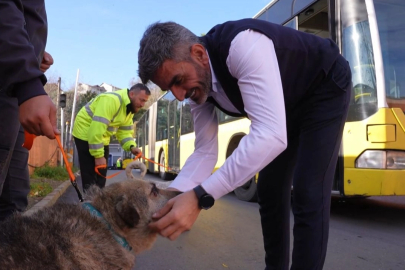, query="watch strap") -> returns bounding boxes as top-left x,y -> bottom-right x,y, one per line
193,185 -> 207,200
